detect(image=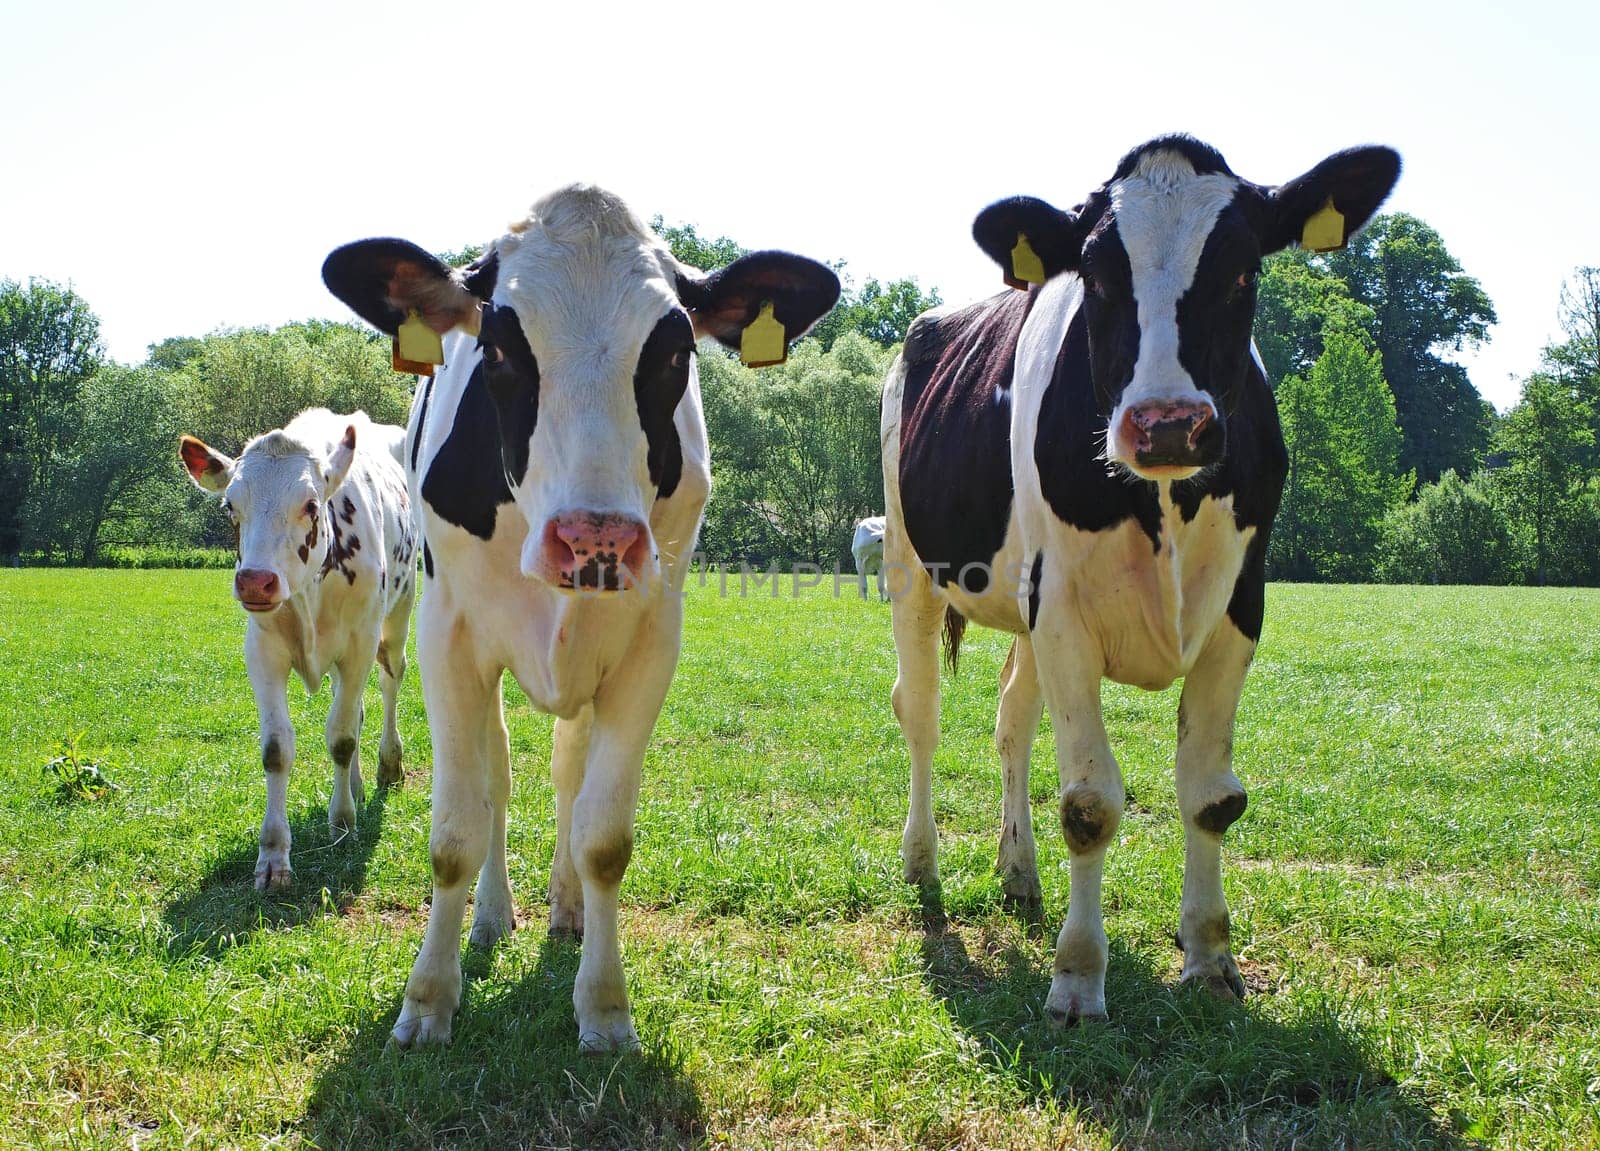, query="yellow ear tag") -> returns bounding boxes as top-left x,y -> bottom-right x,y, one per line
740,301 -> 787,368
393,309 -> 444,376
1006,233 -> 1046,291
1301,198 -> 1346,253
